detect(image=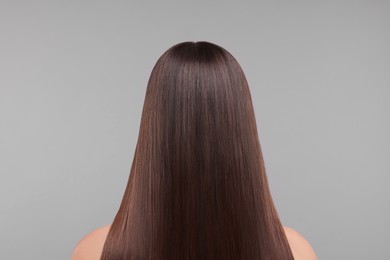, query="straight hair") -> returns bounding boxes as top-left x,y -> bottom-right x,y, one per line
101,41 -> 294,259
